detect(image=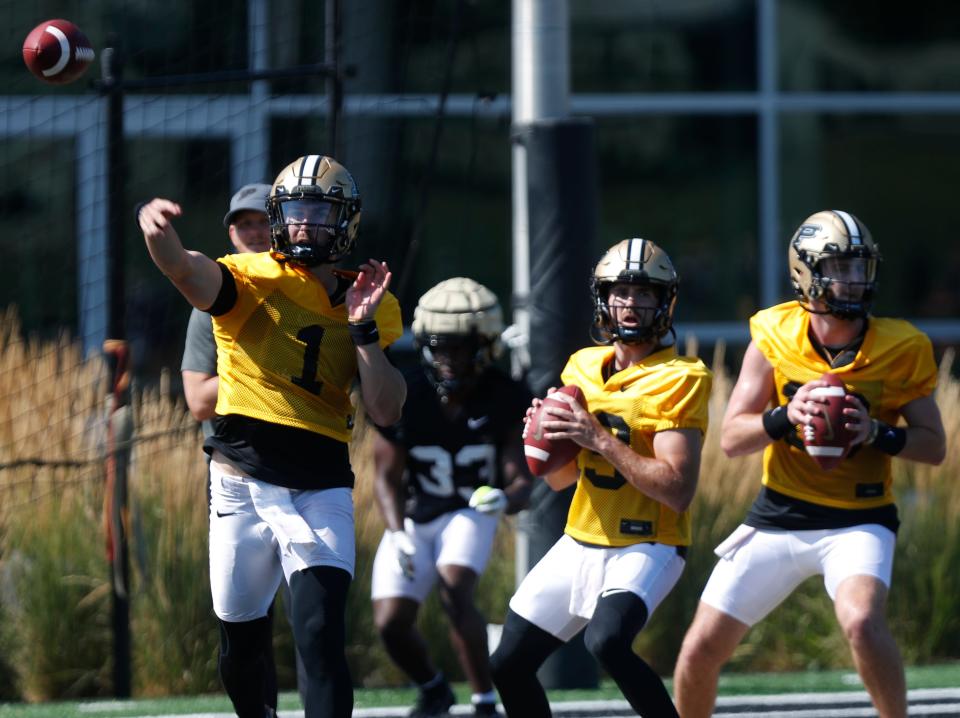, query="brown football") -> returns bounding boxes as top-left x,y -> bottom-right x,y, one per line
23,19 -> 95,85
803,372 -> 856,471
524,385 -> 586,476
